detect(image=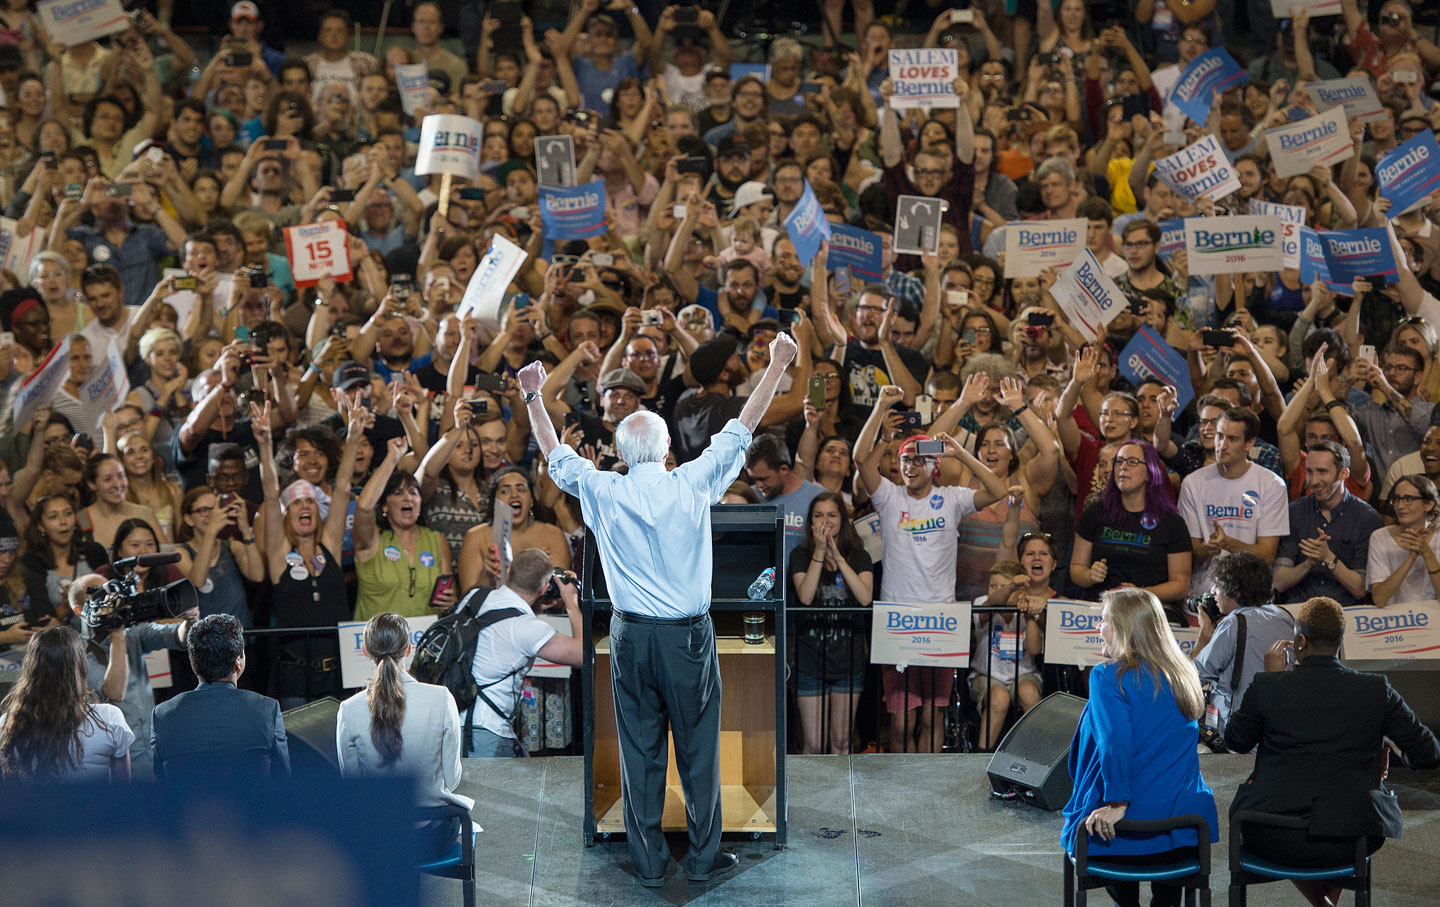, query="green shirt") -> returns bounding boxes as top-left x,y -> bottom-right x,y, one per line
354,526 -> 447,620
